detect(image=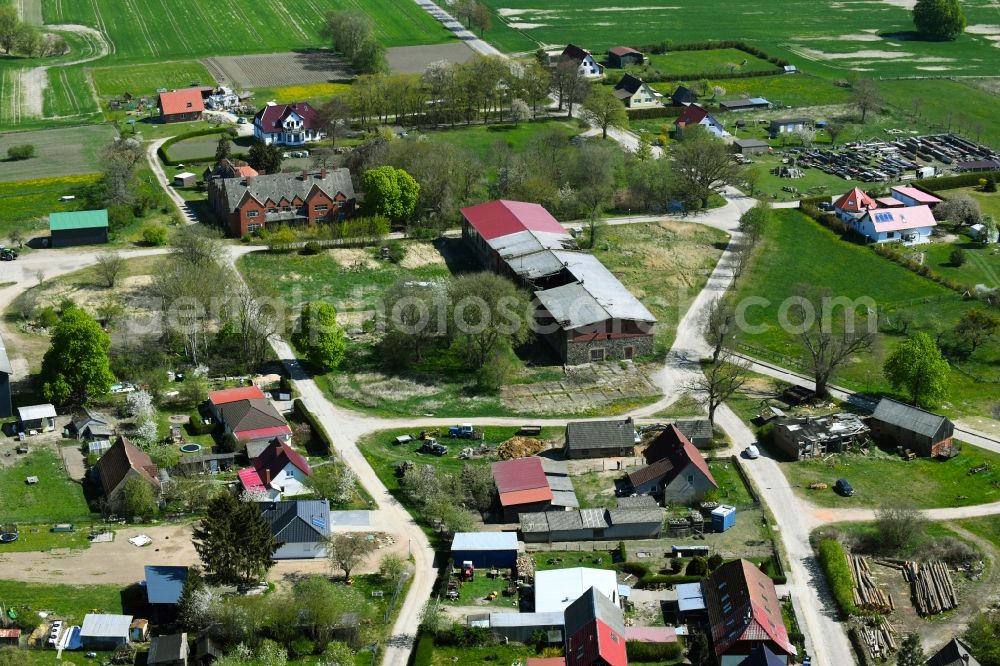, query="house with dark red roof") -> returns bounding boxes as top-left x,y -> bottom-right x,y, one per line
253,102 -> 324,146
94,436 -> 161,506
491,457 -> 554,521
564,587 -> 628,666
157,88 -> 205,124
629,425 -> 717,502
705,560 -> 796,665
207,386 -> 291,452
675,104 -> 728,138
607,46 -> 644,69
832,187 -> 879,222
239,438 -> 313,499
